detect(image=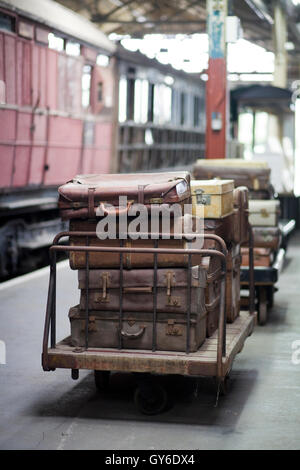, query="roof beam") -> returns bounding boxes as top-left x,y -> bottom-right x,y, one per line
91,0 -> 137,21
